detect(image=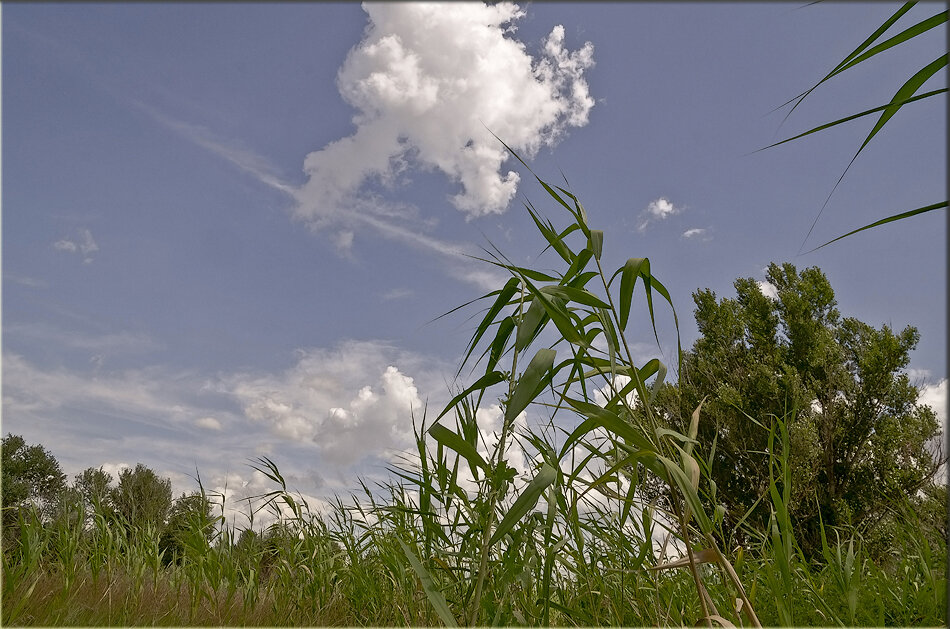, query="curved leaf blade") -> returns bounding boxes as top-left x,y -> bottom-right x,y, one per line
396,539 -> 458,627
506,348 -> 556,423
489,463 -> 557,545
